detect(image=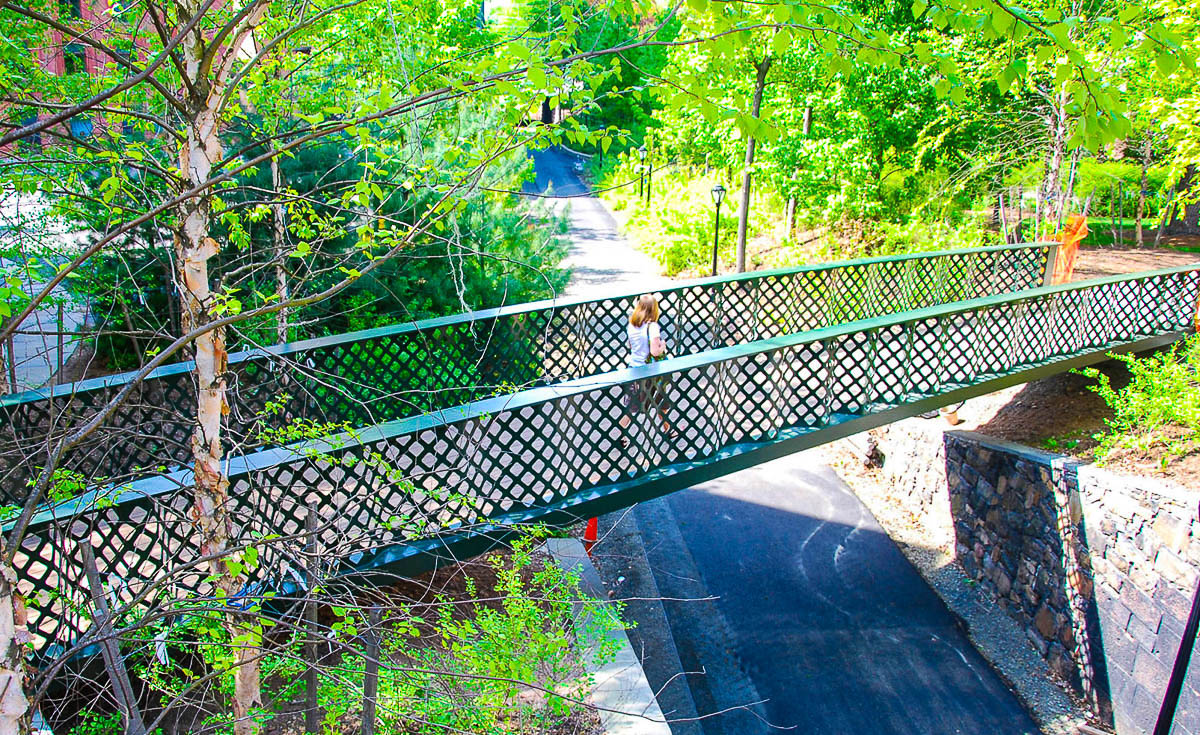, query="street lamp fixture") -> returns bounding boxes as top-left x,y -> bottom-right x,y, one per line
637,146 -> 648,202
710,184 -> 726,277
638,146 -> 648,199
